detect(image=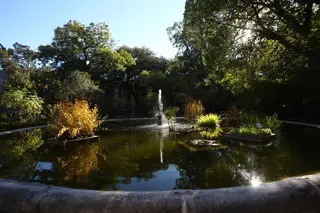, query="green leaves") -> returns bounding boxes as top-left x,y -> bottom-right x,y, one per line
39,21 -> 116,73
0,89 -> 43,124
92,48 -> 135,72
0,129 -> 43,162
164,107 -> 179,120
196,114 -> 221,129
57,70 -> 101,101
